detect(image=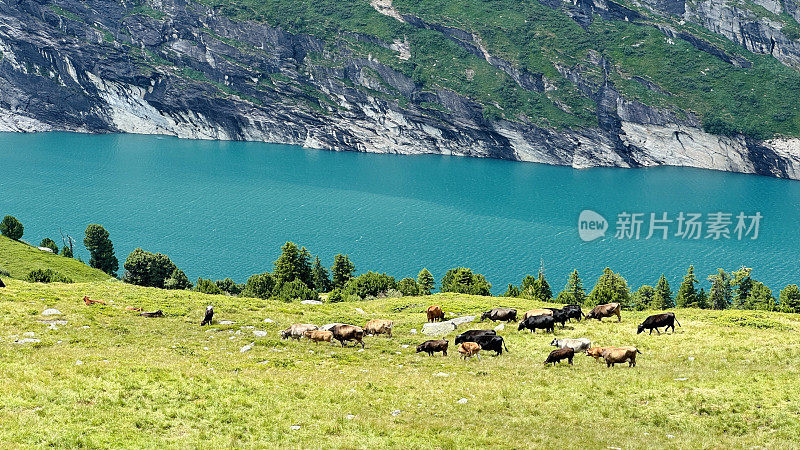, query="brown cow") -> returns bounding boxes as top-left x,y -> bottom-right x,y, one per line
426,305 -> 445,322
304,330 -> 333,344
586,302 -> 621,322
544,347 -> 574,365
83,296 -> 106,306
331,324 -> 365,348
601,346 -> 641,367
585,346 -> 613,362
458,342 -> 481,360
416,339 -> 448,356
364,319 -> 393,337
521,309 -> 553,321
